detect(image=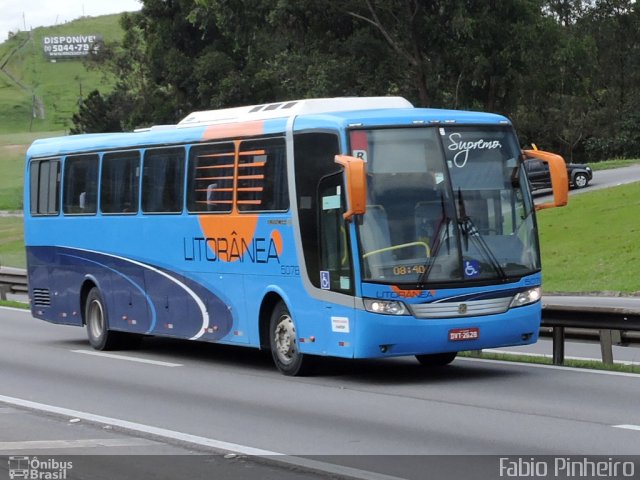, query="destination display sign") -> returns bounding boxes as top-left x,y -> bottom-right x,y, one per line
42,34 -> 103,59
